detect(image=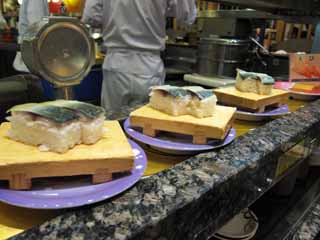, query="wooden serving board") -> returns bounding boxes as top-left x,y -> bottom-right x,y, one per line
214,87 -> 289,112
130,105 -> 236,144
0,121 -> 134,190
